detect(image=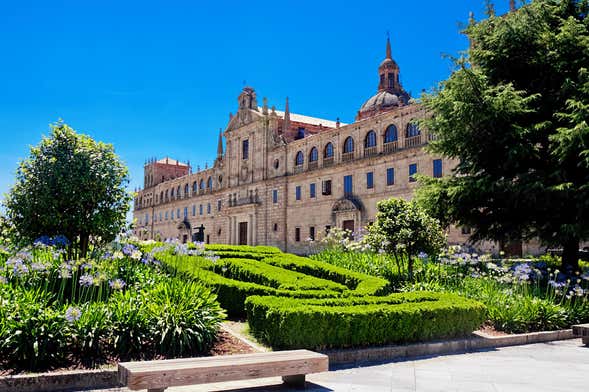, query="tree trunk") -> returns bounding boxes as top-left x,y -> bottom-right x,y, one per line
561,237 -> 580,272
80,234 -> 89,259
